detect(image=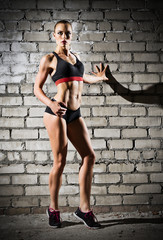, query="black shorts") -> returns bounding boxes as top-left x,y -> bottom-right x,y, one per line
45,99 -> 81,124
